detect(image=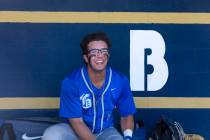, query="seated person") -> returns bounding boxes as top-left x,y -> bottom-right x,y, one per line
42,32 -> 136,140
